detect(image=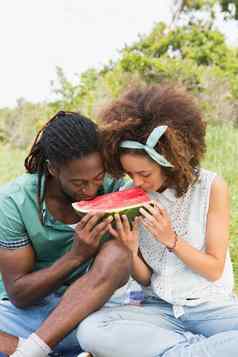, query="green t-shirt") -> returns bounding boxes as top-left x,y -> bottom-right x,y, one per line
0,173 -> 126,300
